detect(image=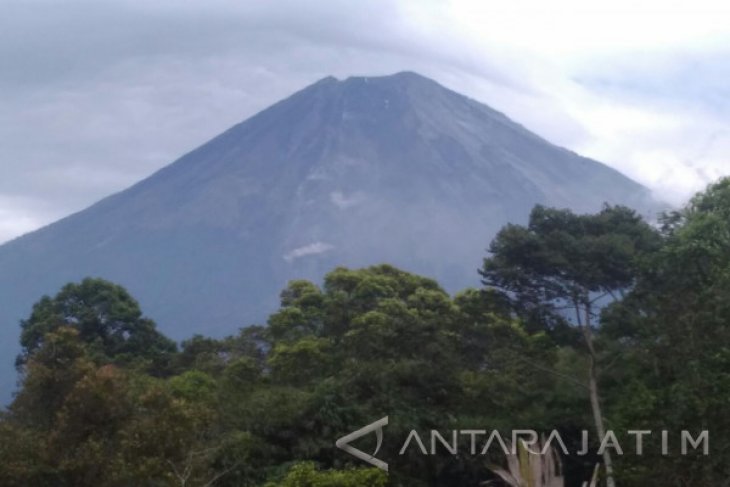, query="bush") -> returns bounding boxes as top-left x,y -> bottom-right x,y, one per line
265,462 -> 387,487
